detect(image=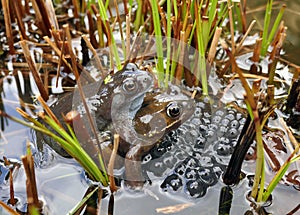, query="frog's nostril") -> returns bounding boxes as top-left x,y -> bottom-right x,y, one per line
144,77 -> 151,83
